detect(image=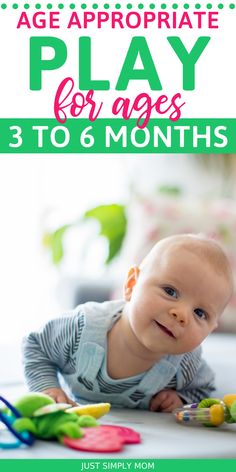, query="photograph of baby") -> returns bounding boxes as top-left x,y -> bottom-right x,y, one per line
0,155 -> 236,458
